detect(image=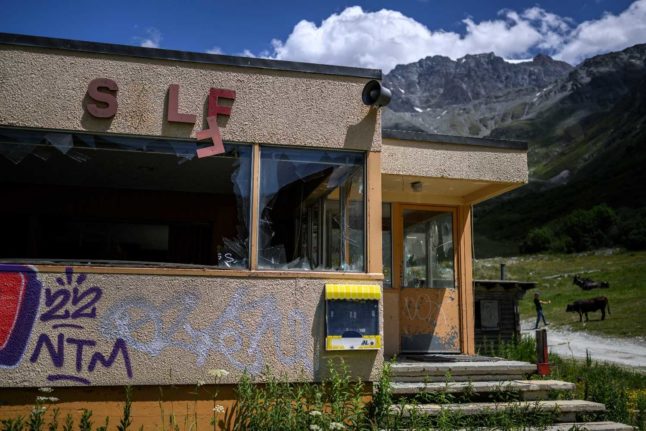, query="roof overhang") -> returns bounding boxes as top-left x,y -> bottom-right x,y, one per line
381,132 -> 528,205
